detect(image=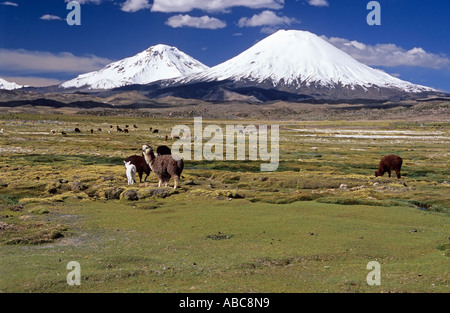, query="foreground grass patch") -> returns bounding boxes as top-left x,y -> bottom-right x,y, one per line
0,198 -> 448,293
